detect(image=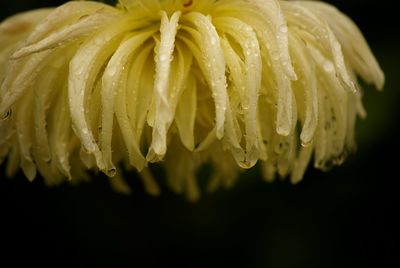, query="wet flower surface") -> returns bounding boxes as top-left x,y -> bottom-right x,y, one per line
0,0 -> 384,200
